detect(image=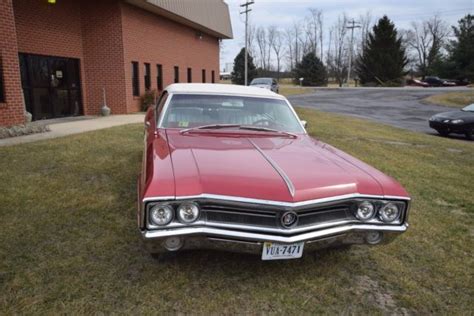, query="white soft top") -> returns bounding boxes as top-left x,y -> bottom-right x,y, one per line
165,83 -> 285,99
